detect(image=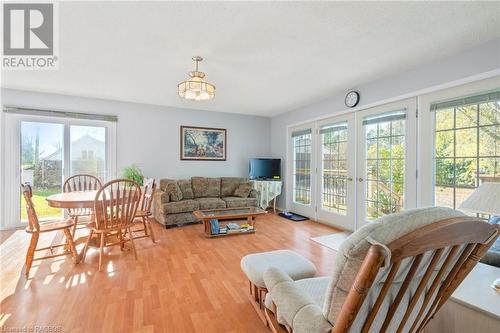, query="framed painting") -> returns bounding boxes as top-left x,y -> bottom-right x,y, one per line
180,126 -> 227,161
